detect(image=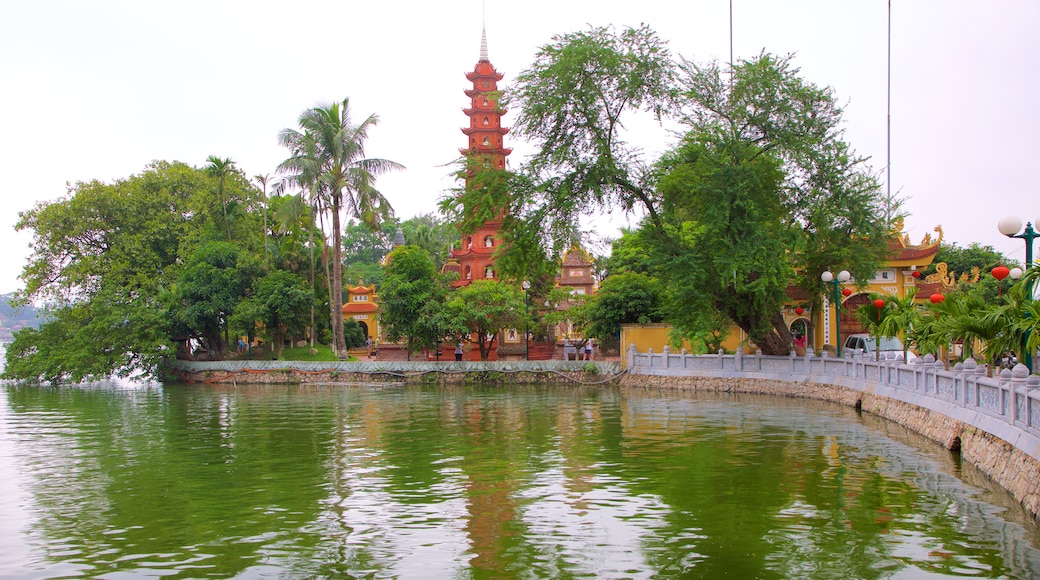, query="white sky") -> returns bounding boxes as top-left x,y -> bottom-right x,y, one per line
1,1 -> 1038,294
